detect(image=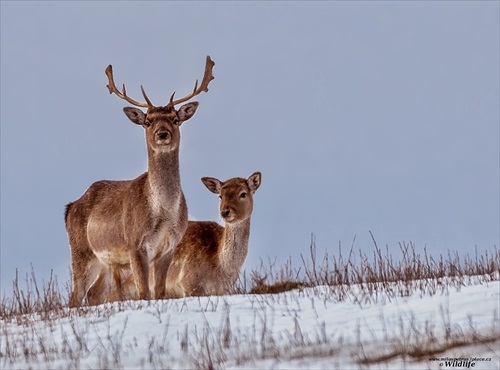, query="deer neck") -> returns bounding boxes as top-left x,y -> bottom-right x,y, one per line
146,147 -> 182,212
219,218 -> 251,279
